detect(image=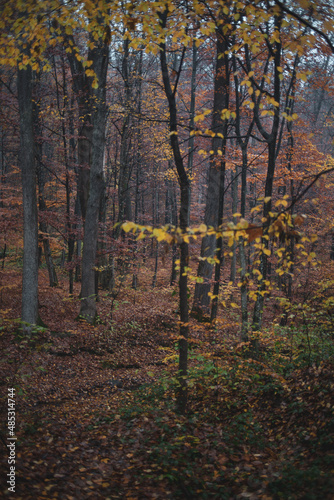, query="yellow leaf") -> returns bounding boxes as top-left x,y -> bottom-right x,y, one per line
85,69 -> 95,77
275,199 -> 288,208
122,221 -> 136,233
297,72 -> 307,82
194,113 -> 204,123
